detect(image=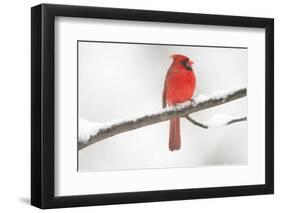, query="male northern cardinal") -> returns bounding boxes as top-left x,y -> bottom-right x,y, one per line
162,54 -> 196,151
